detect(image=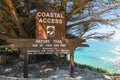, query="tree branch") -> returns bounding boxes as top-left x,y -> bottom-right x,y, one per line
67,19 -> 93,29
66,0 -> 92,21
97,3 -> 120,16
67,17 -> 120,30
0,23 -> 18,38
83,32 -> 115,40
4,0 -> 28,38
0,2 -> 9,11
68,3 -> 120,23
0,33 -> 9,40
